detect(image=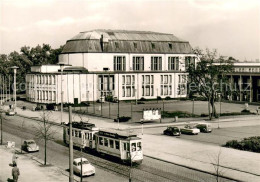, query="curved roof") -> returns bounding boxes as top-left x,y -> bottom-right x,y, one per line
62,29 -> 193,54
